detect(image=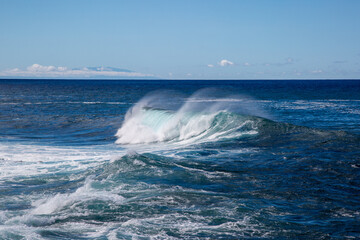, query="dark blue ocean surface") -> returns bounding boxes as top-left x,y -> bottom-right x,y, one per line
0,80 -> 359,239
